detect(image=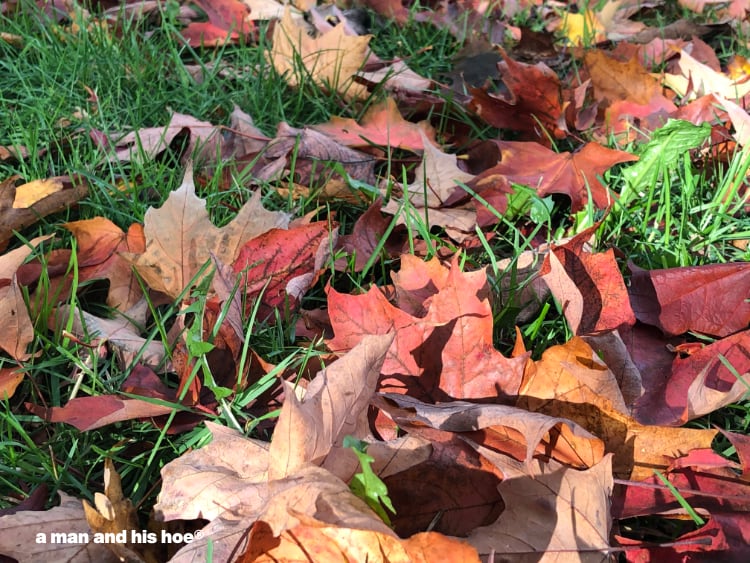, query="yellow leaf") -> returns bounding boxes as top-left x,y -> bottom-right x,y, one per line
559,11 -> 606,46
270,7 -> 371,100
12,178 -> 64,208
